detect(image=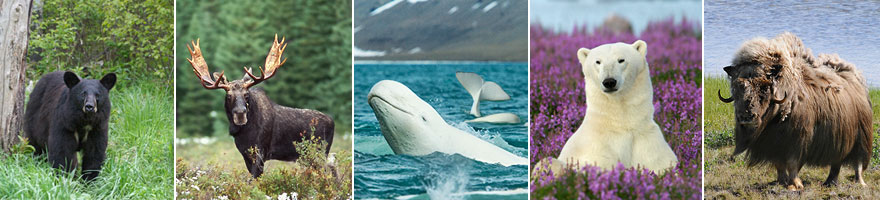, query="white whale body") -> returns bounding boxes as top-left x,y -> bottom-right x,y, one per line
367,80 -> 527,166
464,113 -> 520,124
